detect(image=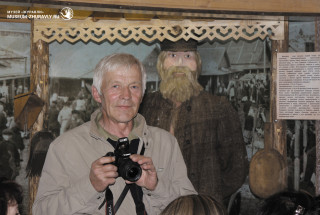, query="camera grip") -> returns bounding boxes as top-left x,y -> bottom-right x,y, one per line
103,152 -> 115,165
105,152 -> 115,157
